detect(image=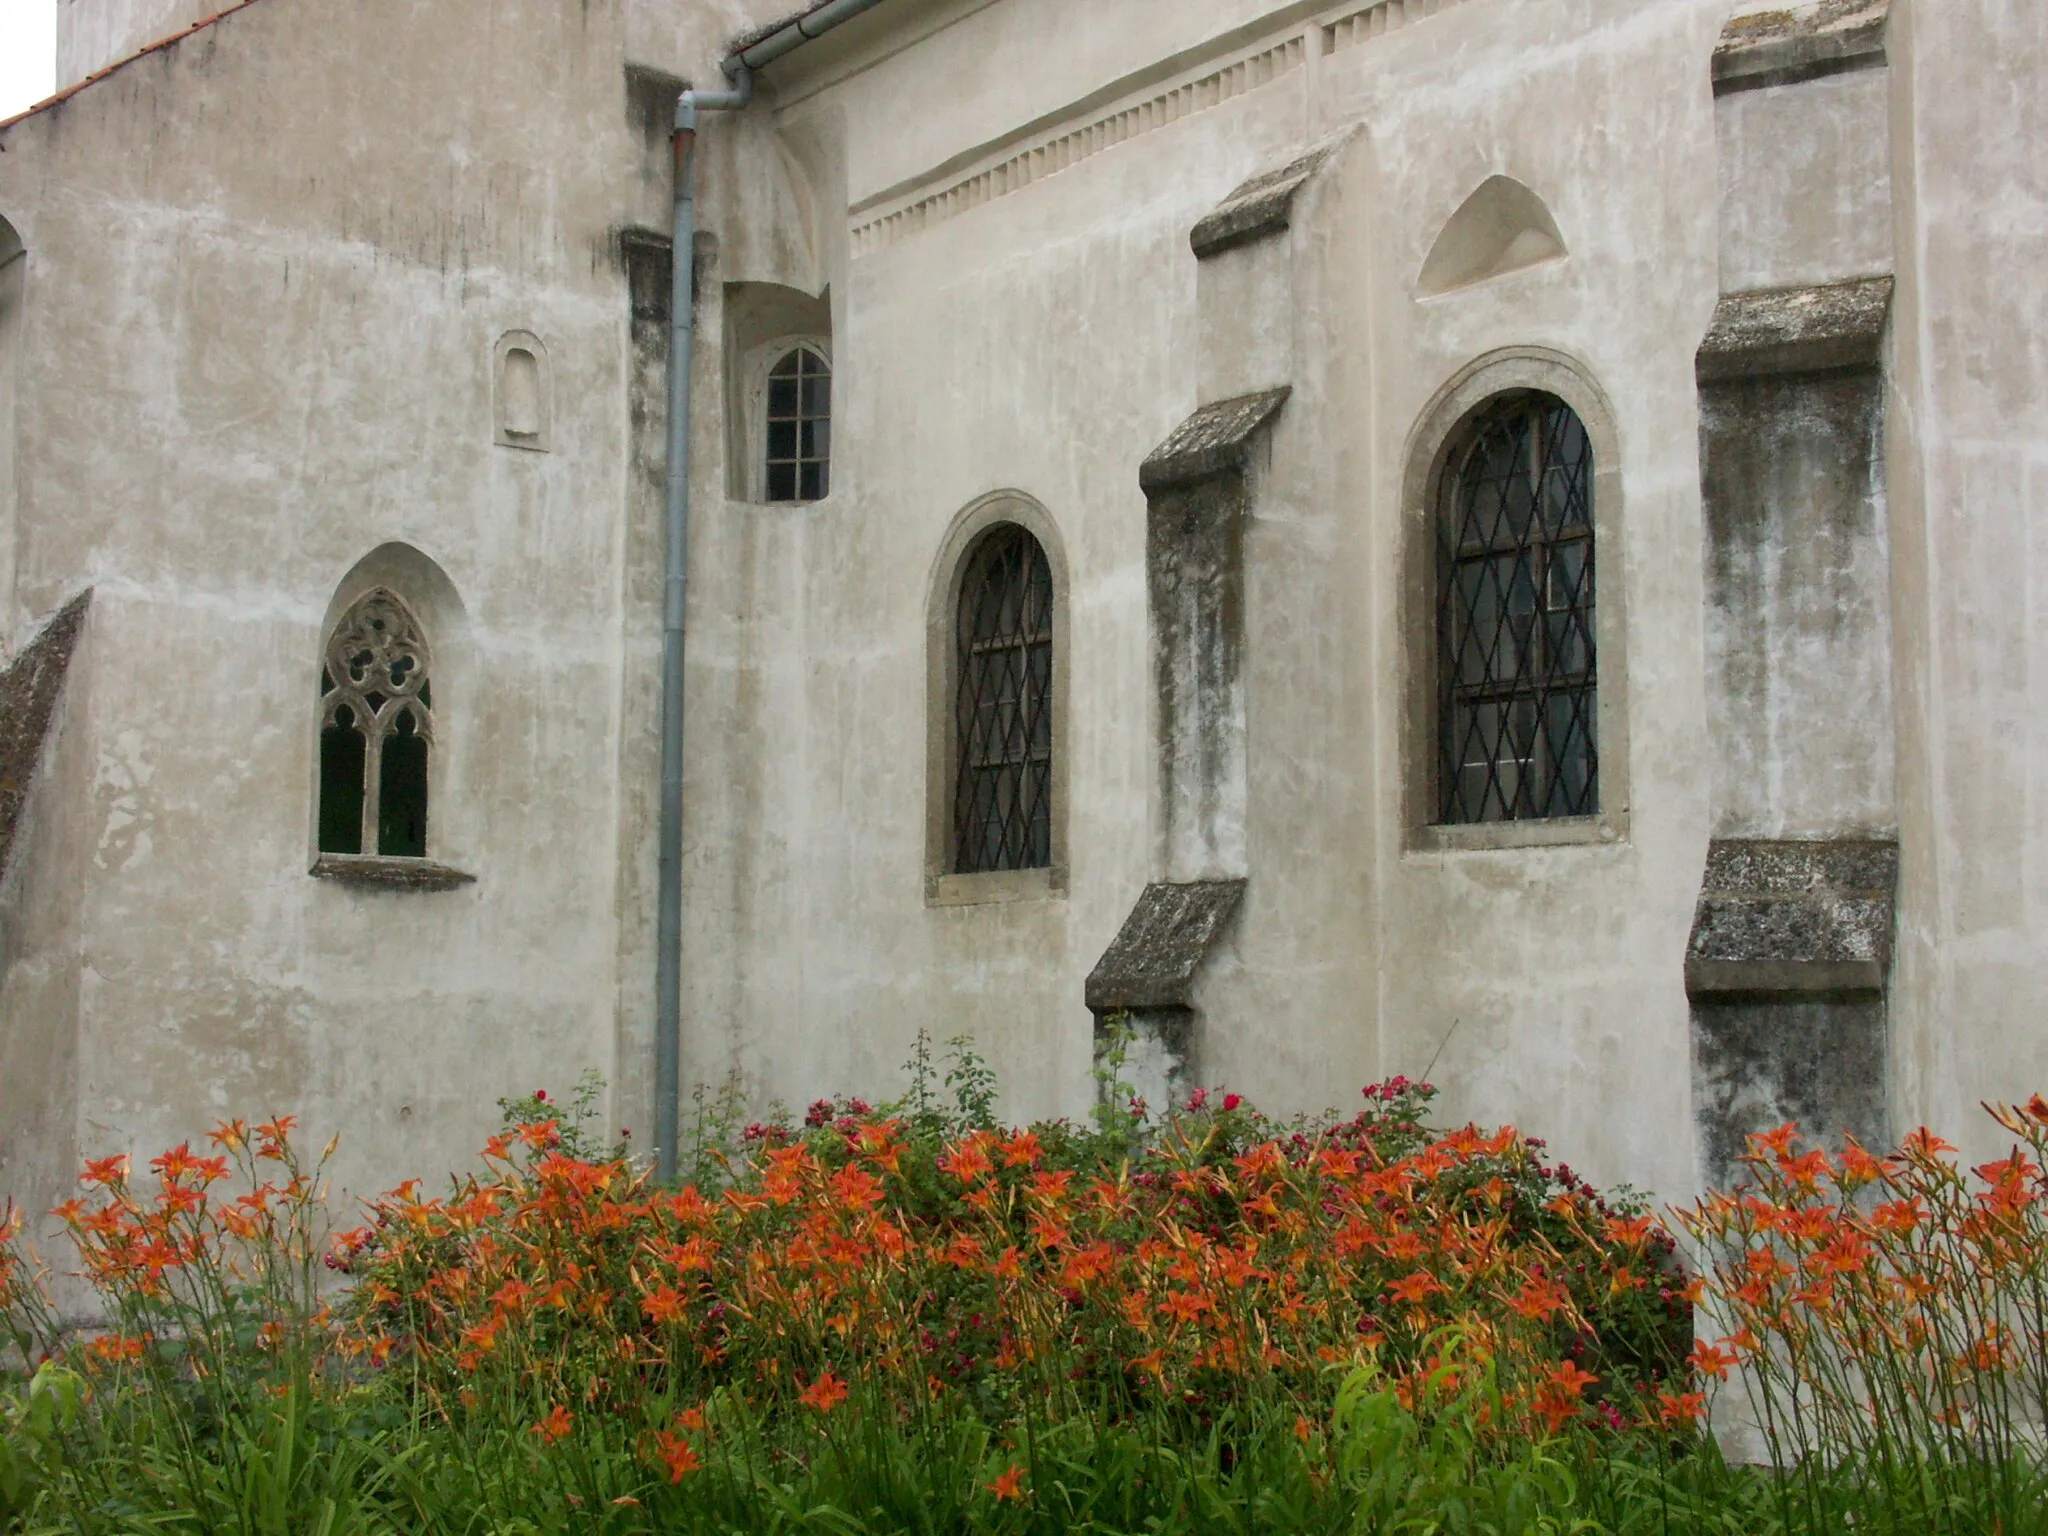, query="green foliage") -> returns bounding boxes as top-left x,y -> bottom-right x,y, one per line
0,1366 -> 78,1521
499,1069 -> 629,1164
